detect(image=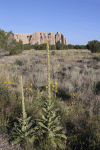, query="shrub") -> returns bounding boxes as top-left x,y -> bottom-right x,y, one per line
15,49 -> 23,55
49,44 -> 57,50
67,44 -> 74,49
87,40 -> 100,53
56,43 -> 68,50
51,50 -> 56,55
9,48 -> 17,55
